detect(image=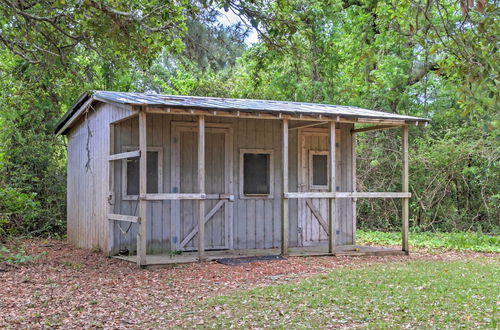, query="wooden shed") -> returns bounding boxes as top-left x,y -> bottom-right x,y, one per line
56,91 -> 429,266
